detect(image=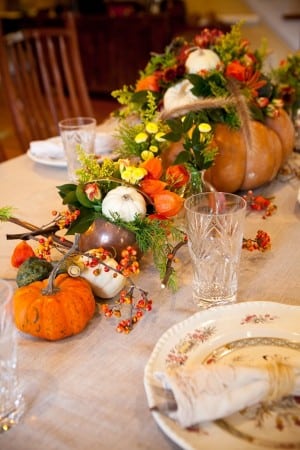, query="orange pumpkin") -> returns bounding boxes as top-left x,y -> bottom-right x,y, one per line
13,273 -> 96,341
163,109 -> 295,193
